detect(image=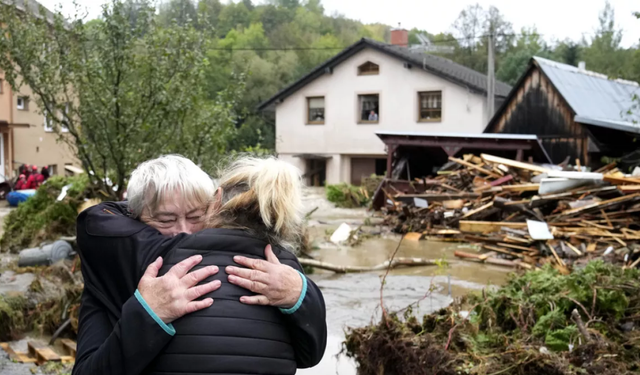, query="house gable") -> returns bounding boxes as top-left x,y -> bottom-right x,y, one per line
485,63 -> 589,163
